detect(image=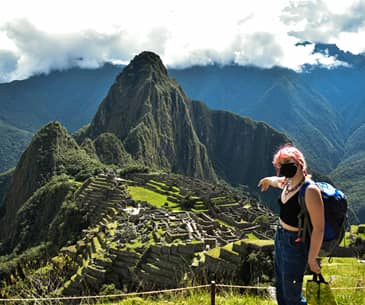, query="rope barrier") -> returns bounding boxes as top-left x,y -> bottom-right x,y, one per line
302,286 -> 365,291
217,284 -> 365,291
331,287 -> 365,290
0,283 -> 364,302
216,284 -> 269,290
